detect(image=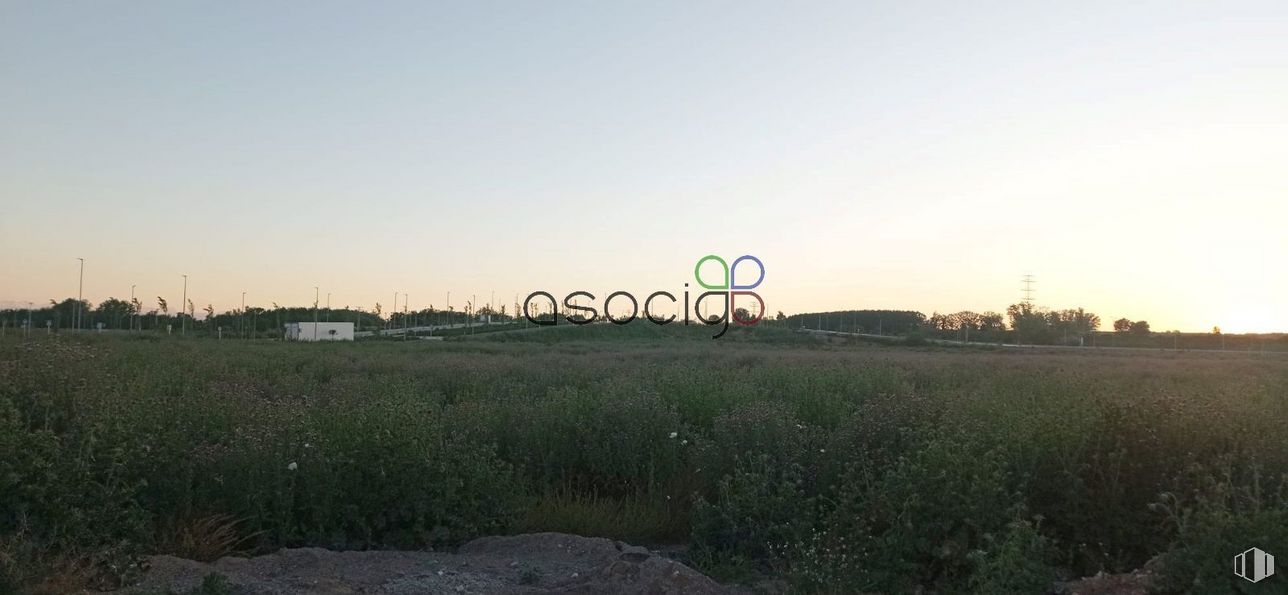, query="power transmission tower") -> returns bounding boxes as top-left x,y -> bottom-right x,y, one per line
1021,274 -> 1036,305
